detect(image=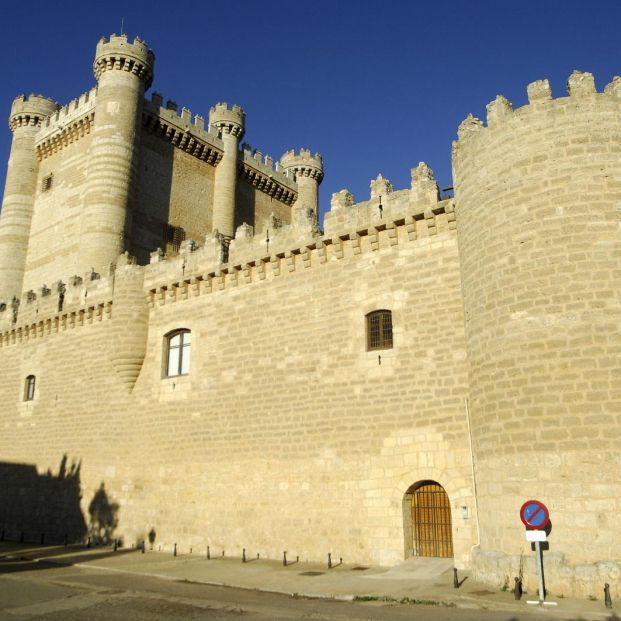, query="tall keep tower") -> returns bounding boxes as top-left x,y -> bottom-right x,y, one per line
0,95 -> 58,302
453,73 -> 621,592
78,34 -> 154,275
209,103 -> 245,239
280,149 -> 323,224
